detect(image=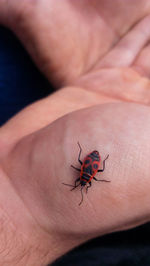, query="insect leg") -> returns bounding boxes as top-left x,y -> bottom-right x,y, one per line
79,186 -> 84,206
70,177 -> 80,191
94,177 -> 110,182
98,154 -> 109,172
62,183 -> 75,187
77,142 -> 83,165
62,177 -> 80,188
71,165 -> 80,172
86,181 -> 91,193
